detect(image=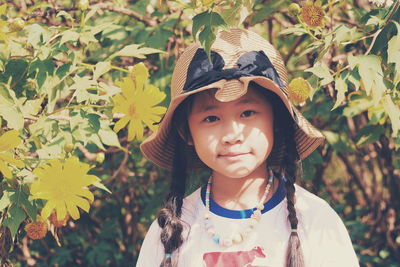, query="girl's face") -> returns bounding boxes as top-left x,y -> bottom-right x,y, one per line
187,88 -> 274,179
